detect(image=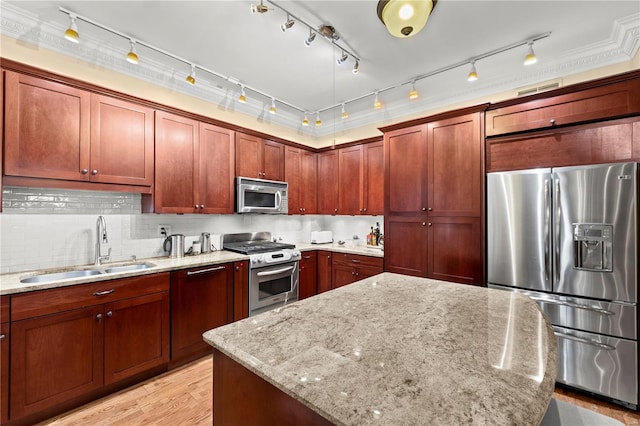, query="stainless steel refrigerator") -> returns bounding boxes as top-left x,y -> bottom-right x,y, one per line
487,162 -> 638,409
